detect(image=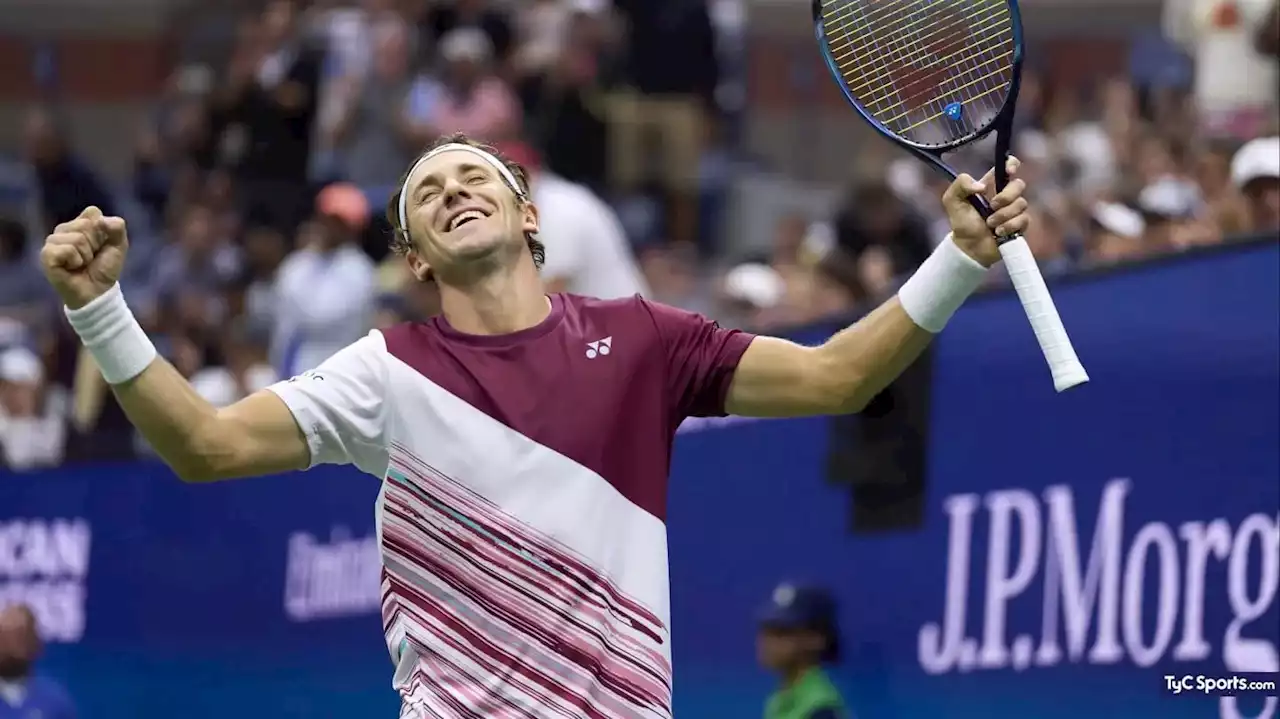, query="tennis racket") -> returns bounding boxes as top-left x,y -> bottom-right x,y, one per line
812,0 -> 1089,392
